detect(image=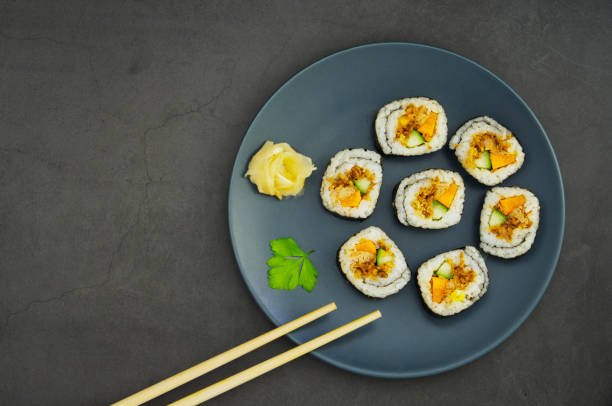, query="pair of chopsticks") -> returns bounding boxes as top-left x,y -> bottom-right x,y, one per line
113,303 -> 381,405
